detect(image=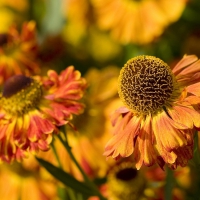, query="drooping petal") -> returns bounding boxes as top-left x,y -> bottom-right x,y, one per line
152,112 -> 182,164
104,115 -> 141,158
154,111 -> 188,151
110,106 -> 129,126
170,145 -> 193,169
168,105 -> 200,128
134,115 -> 156,169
